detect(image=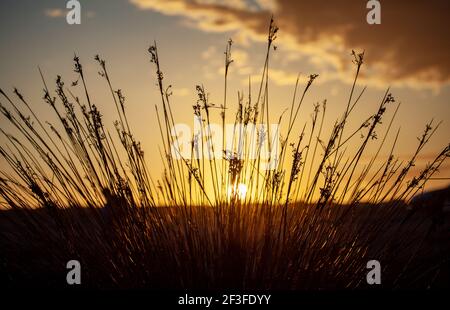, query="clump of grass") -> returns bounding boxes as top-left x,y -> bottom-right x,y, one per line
0,18 -> 449,289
